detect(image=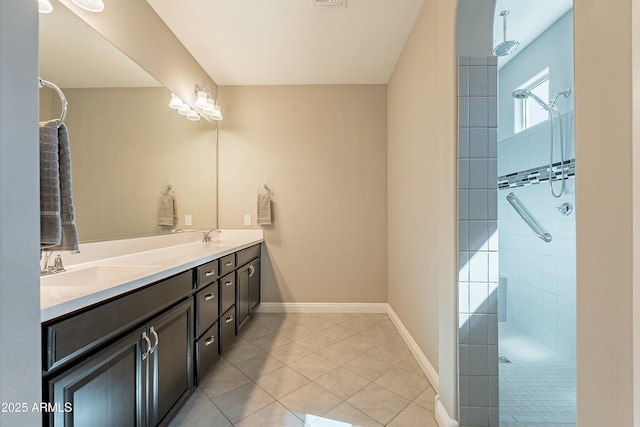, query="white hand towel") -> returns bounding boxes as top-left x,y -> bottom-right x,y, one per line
158,194 -> 177,226
257,194 -> 271,226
